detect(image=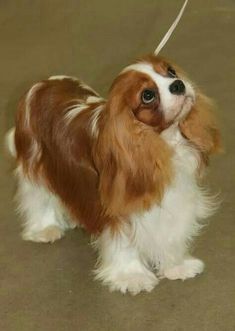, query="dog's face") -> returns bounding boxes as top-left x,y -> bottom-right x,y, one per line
108,55 -> 195,131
